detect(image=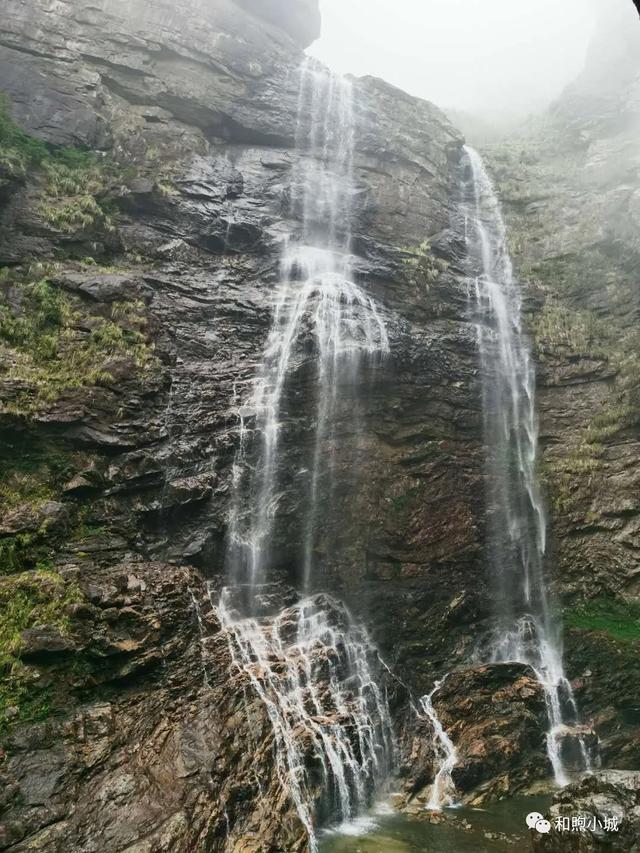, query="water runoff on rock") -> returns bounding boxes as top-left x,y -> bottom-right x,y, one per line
462,144 -> 592,785
218,58 -> 393,850
419,677 -> 458,809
